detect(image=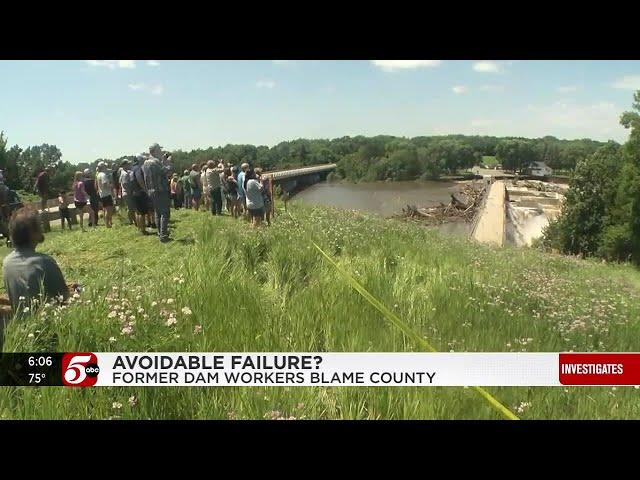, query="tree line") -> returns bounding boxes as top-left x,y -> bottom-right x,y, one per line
542,91 -> 640,264
169,134 -> 607,183
0,131 -> 610,198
